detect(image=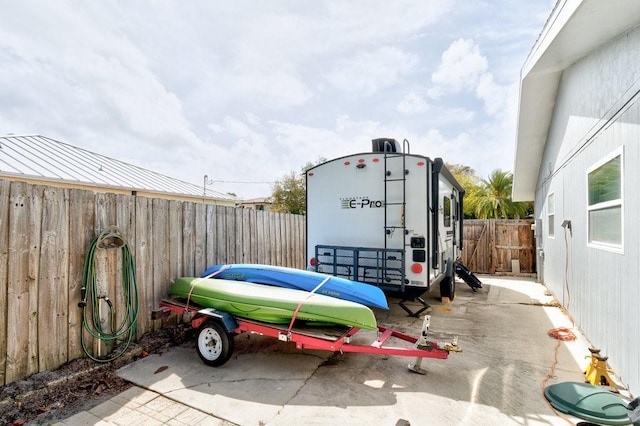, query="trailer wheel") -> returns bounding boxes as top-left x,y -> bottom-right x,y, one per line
440,260 -> 456,301
196,320 -> 234,367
